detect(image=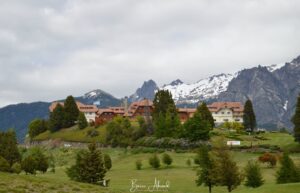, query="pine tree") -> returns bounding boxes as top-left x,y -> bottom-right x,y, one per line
213,142 -> 243,192
78,112 -> 88,130
64,95 -> 80,128
196,145 -> 216,193
162,153 -> 173,166
198,102 -> 215,129
66,143 -> 107,185
153,90 -> 180,137
0,130 -> 21,167
244,161 -> 264,188
292,95 -> 300,142
49,104 -> 65,132
243,100 -> 257,133
183,111 -> 211,141
277,152 -> 300,184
